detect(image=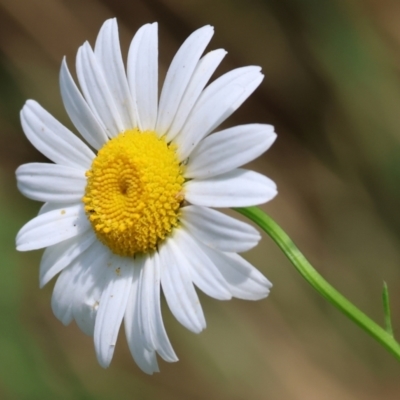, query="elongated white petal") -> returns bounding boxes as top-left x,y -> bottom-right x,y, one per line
185,168 -> 277,208
60,58 -> 108,149
156,25 -> 214,136
166,49 -> 226,142
51,259 -> 83,325
125,260 -> 160,374
72,241 -> 111,336
173,228 -> 231,300
94,18 -> 136,130
16,163 -> 86,203
76,41 -> 124,137
186,124 -> 277,179
40,229 -> 96,288
16,203 -> 89,251
139,252 -> 178,362
159,236 -> 206,333
199,243 -> 272,300
181,205 -> 260,252
175,66 -> 264,160
130,253 -> 177,364
127,23 -> 158,131
94,255 -> 134,368
20,100 -> 94,169
135,260 -> 153,352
